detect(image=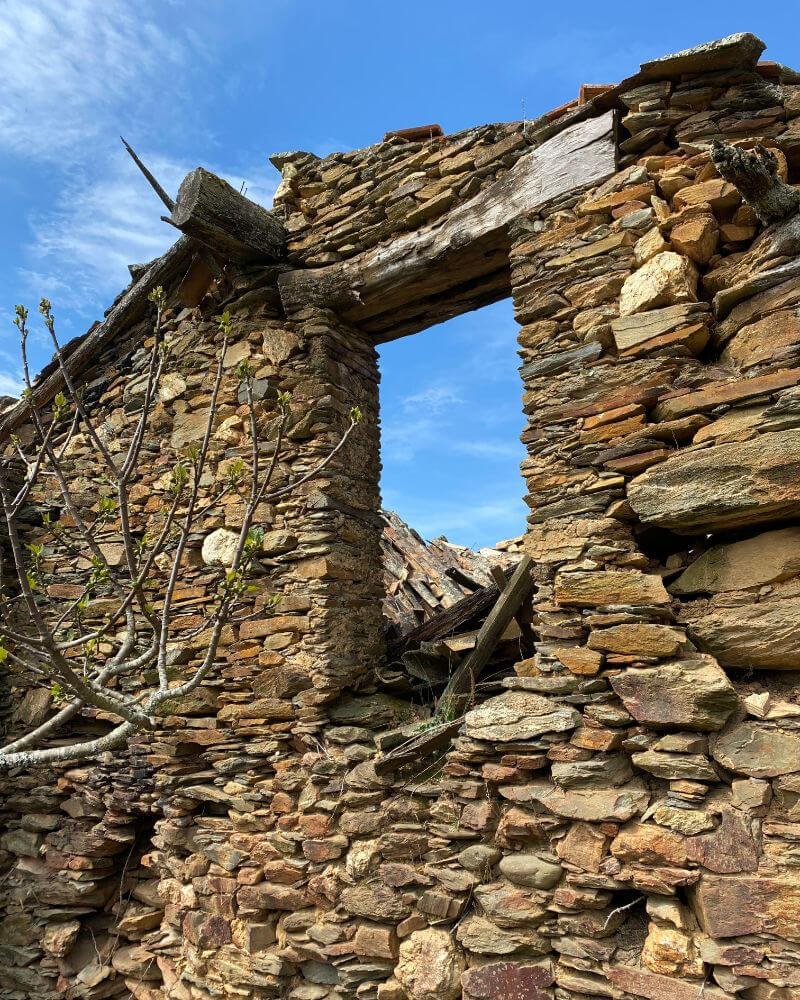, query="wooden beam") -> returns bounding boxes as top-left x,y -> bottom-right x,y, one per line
0,238 -> 194,439
489,565 -> 536,653
278,112 -> 616,340
437,555 -> 535,717
170,168 -> 287,264
388,584 -> 500,659
374,718 -> 462,775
